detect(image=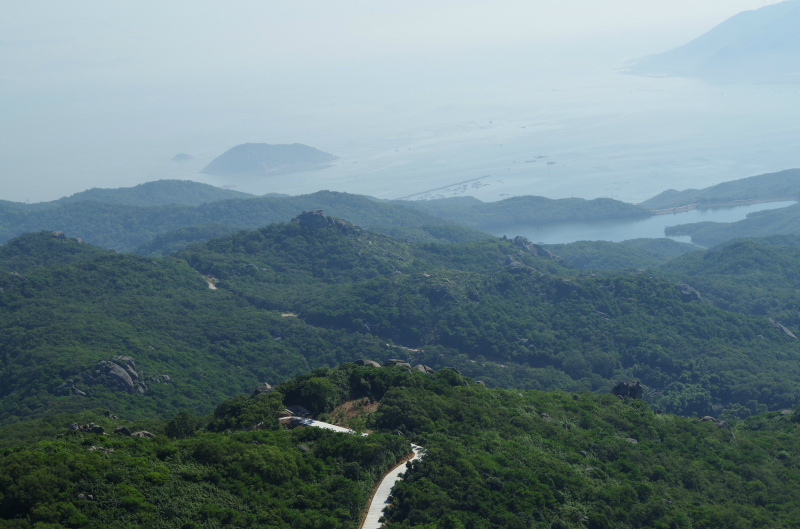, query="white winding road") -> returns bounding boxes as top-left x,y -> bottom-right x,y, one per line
280,417 -> 425,528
